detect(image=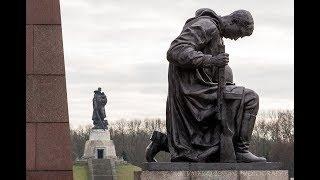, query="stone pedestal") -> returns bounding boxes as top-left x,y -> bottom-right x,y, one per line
84,129 -> 118,180
83,129 -> 117,159
134,162 -> 288,180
